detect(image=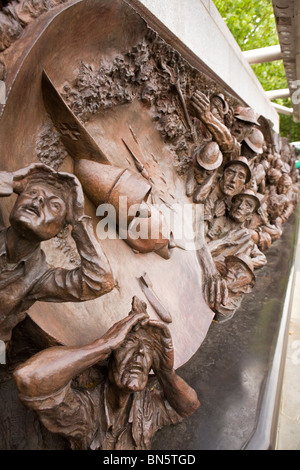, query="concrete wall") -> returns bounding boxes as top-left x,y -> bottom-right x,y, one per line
137,0 -> 280,131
